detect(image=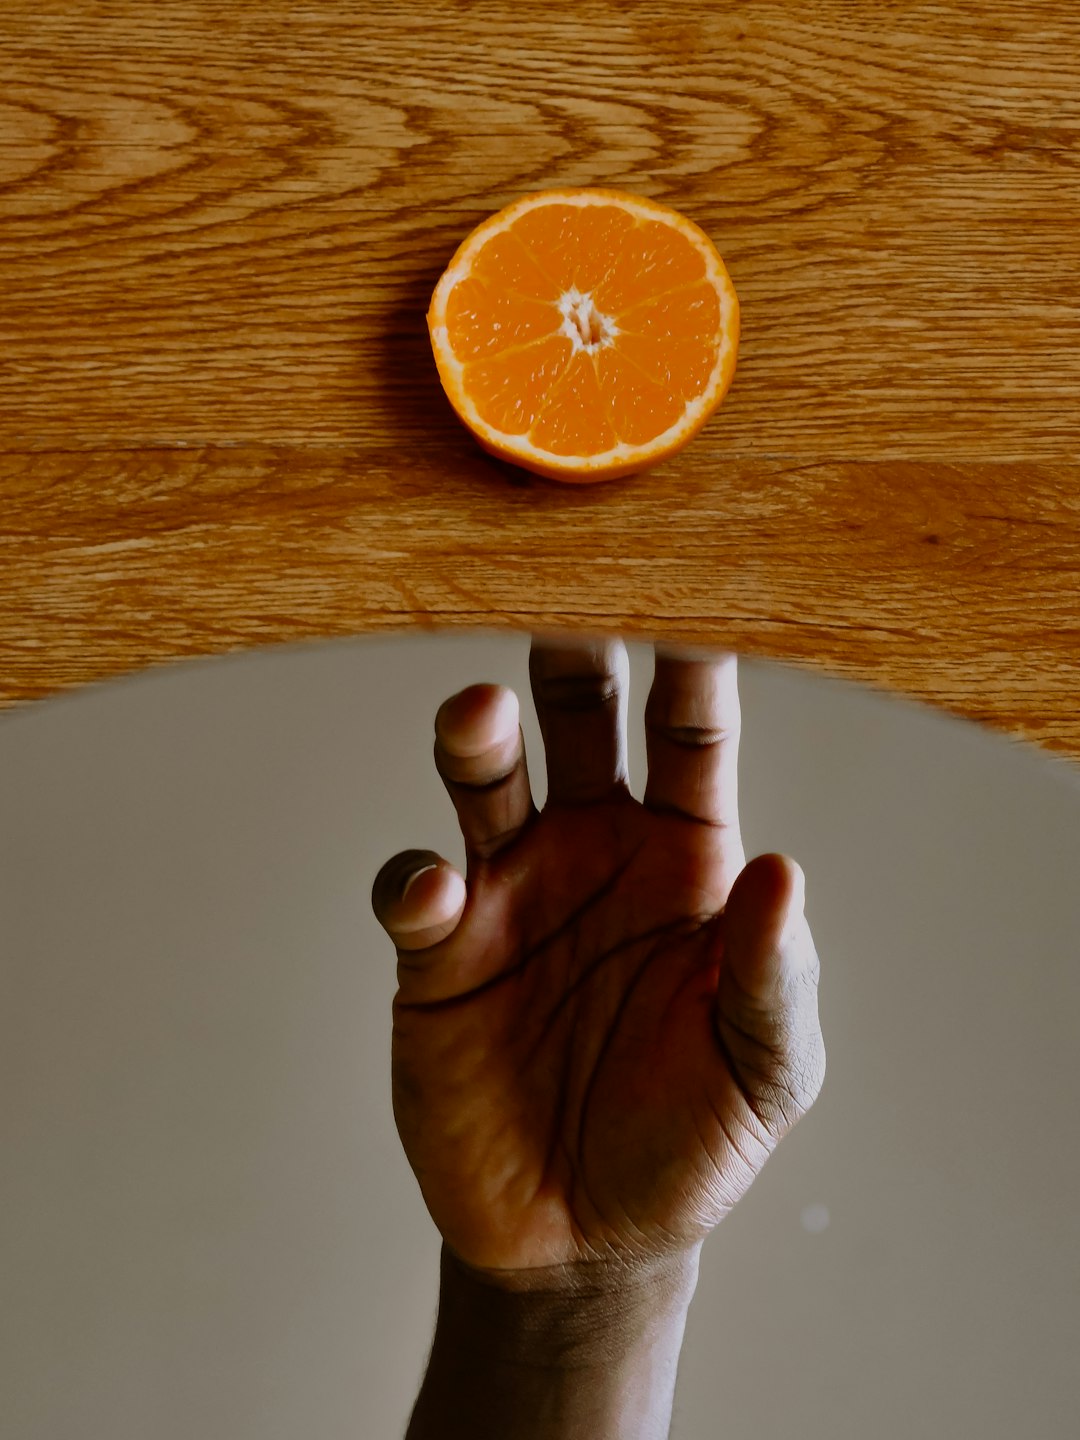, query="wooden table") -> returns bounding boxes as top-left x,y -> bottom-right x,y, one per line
3,1 -> 1078,768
